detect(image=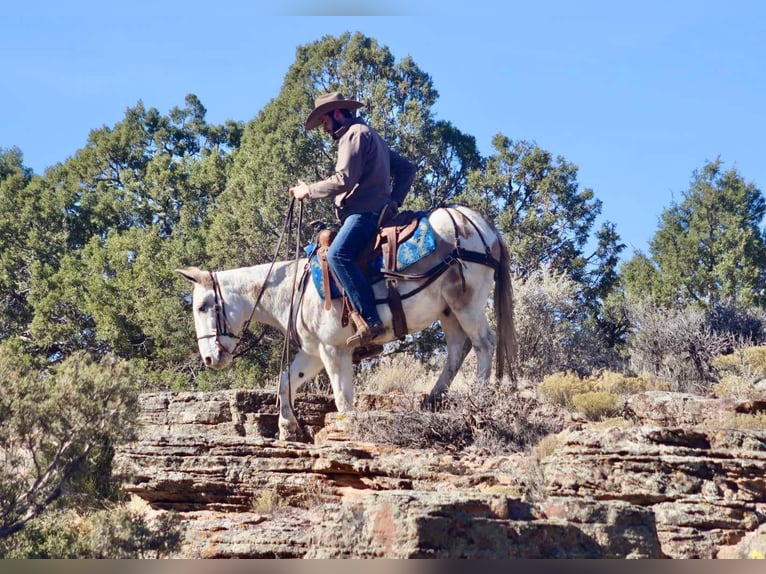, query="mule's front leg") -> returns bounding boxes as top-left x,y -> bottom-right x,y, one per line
277,351 -> 323,441
318,345 -> 355,413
